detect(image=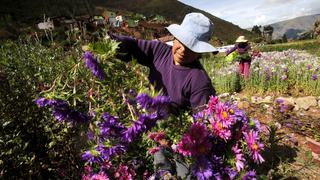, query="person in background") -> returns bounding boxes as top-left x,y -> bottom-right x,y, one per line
108,12 -> 218,179
225,35 -> 252,79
